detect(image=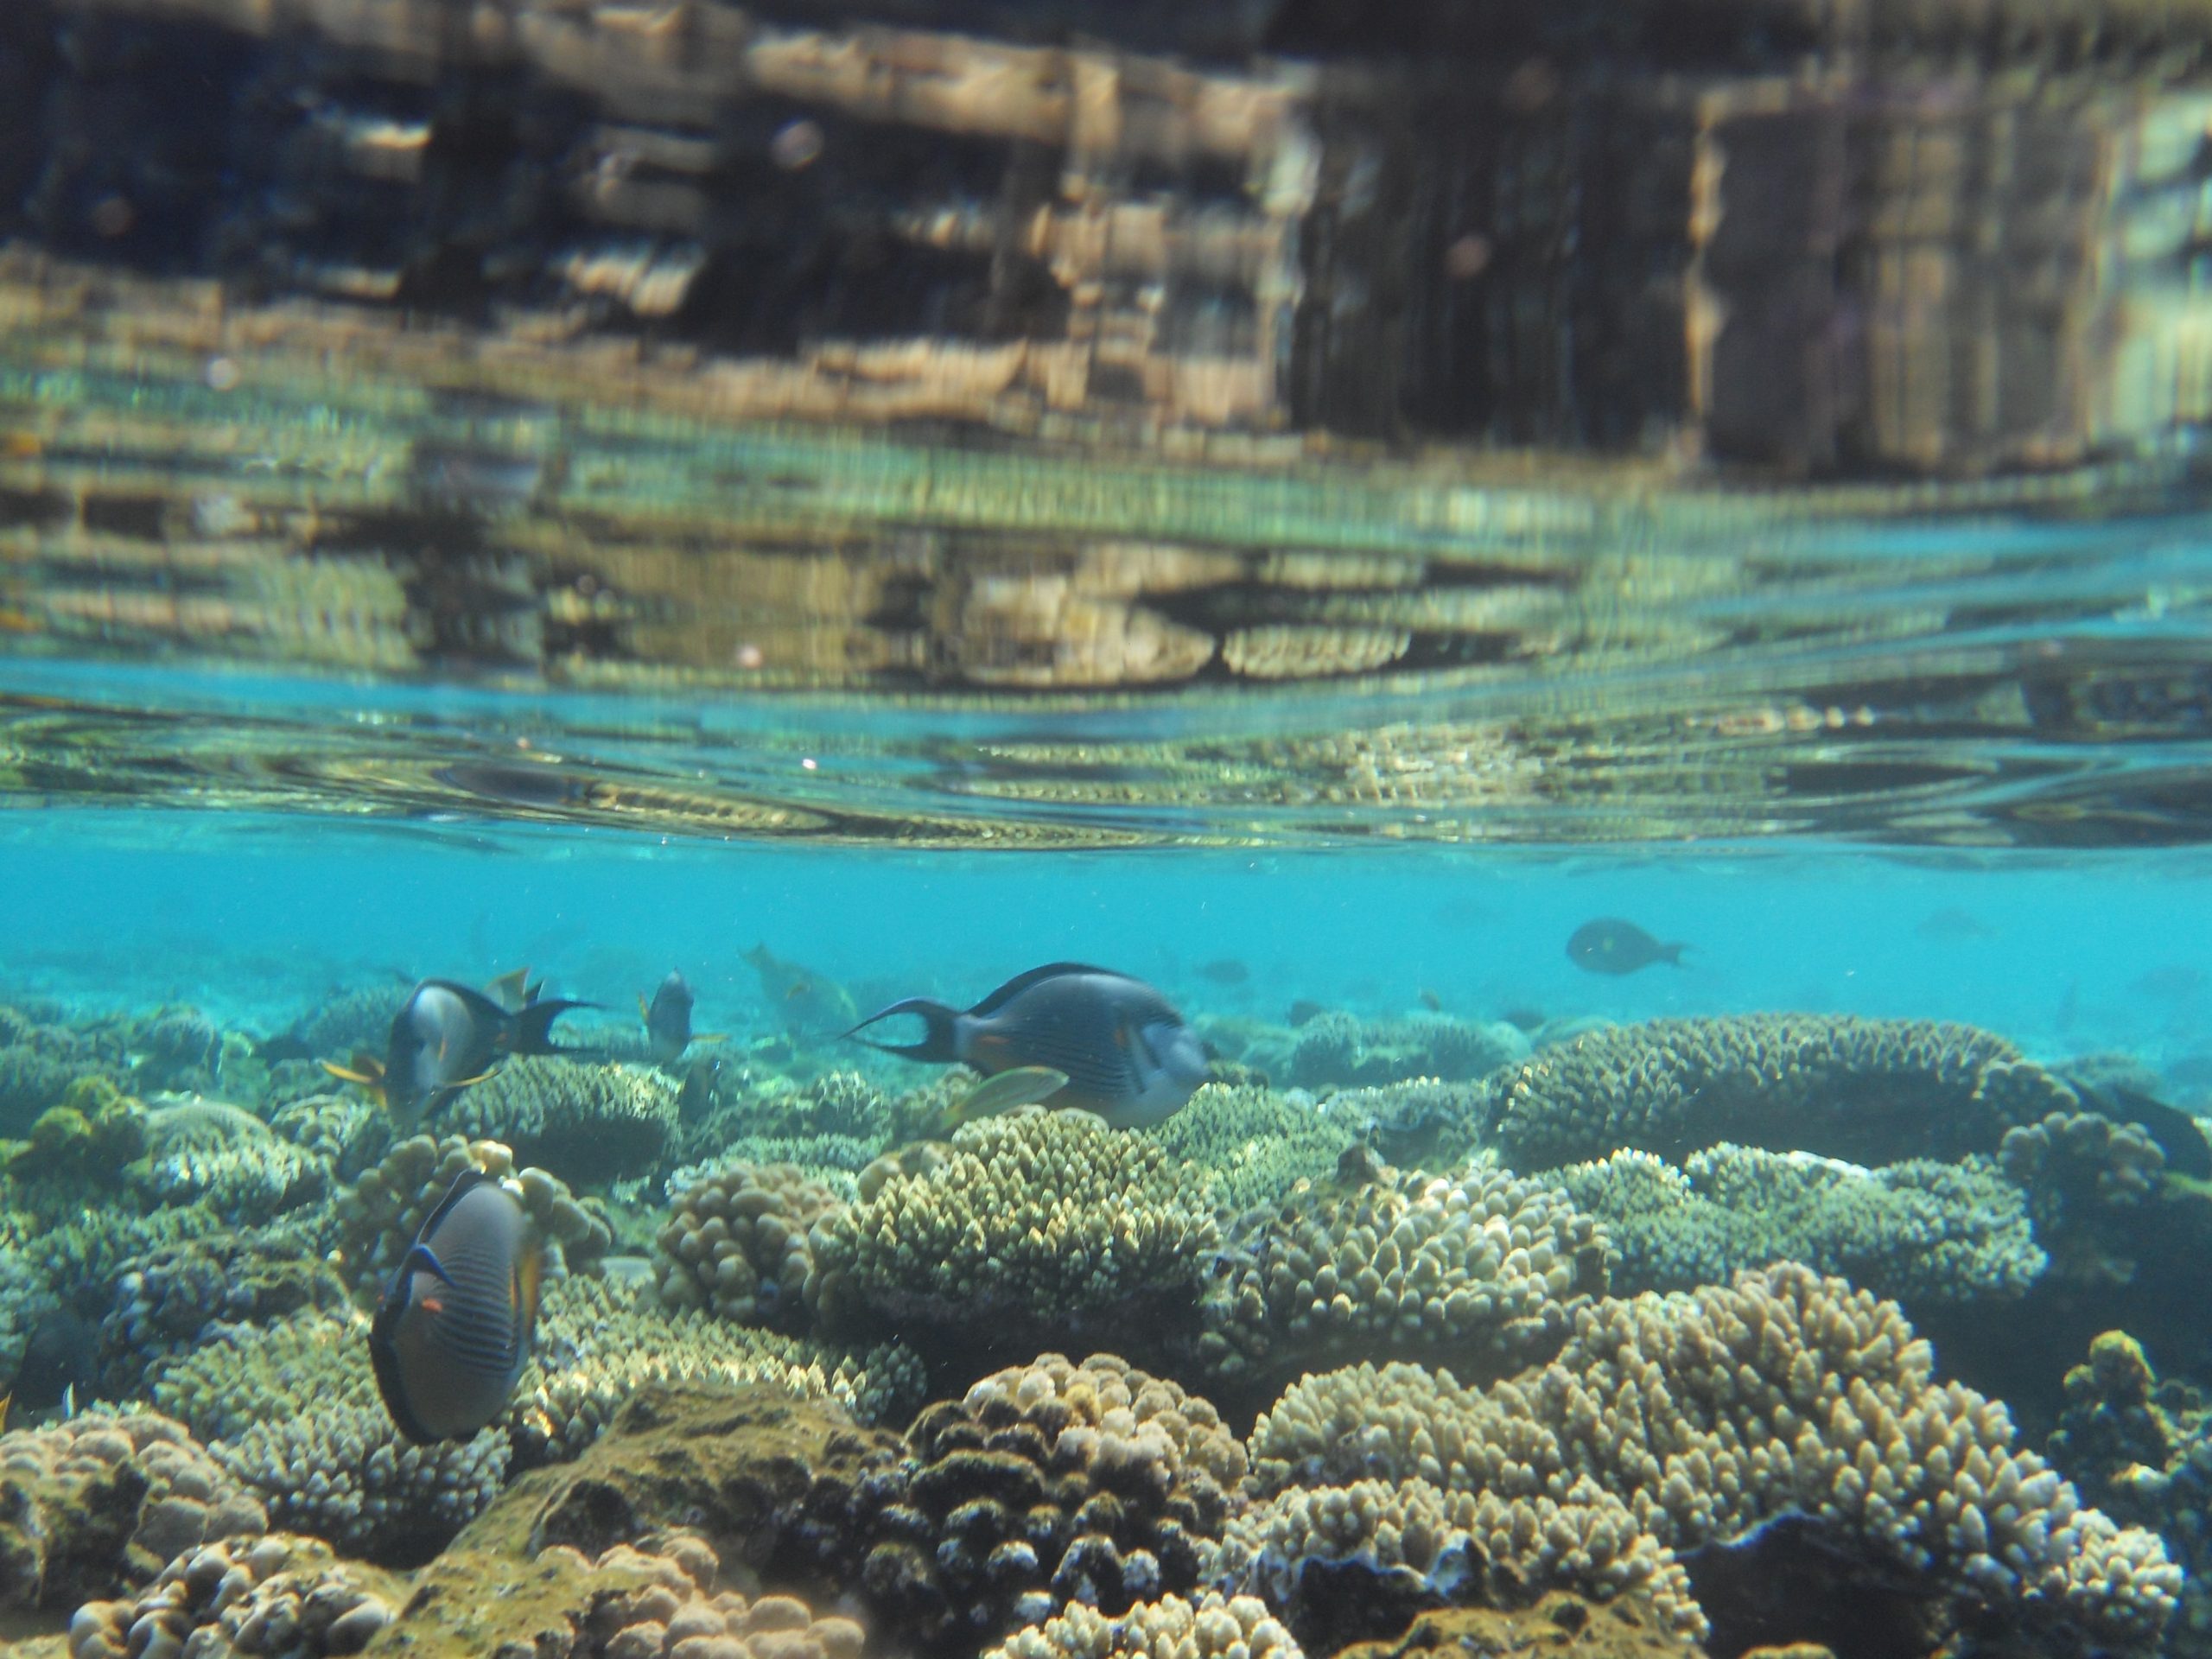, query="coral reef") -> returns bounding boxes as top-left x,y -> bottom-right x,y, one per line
1238,1266 -> 2178,1651
1195,1154 -> 1608,1390
1141,1084 -> 1359,1220
442,1058 -> 681,1185
98,1230 -> 353,1397
810,1109 -> 1216,1351
266,1094 -> 391,1185
1484,1014 -> 2050,1169
1251,1014 -> 1527,1091
853,1355 -> 1249,1648
656,1163 -> 845,1332
147,1312 -> 510,1563
987,1592 -> 1300,1659
0,1007 -> 129,1137
331,1133 -> 612,1297
512,1277 -> 924,1464
0,1411 -> 266,1611
67,1531 -> 406,1659
1555,1145 -> 2044,1305
133,1096 -> 330,1220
